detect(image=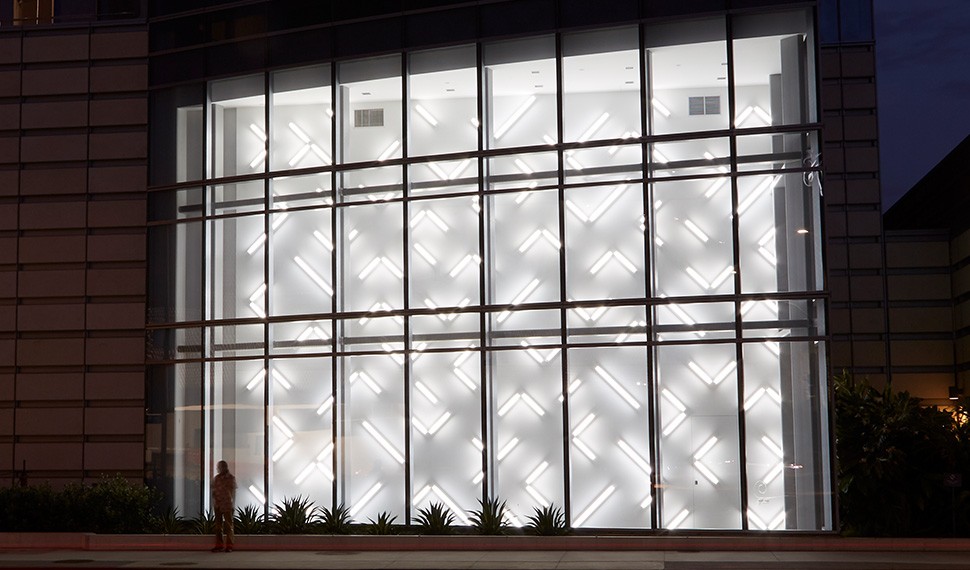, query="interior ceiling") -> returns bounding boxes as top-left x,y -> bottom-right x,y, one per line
216,35 -> 788,106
